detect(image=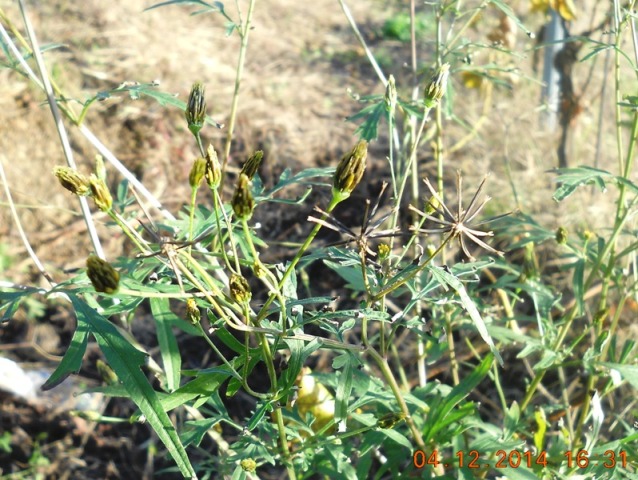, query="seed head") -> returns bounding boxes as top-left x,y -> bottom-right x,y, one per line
189,157 -> 207,188
205,144 -> 222,190
86,255 -> 120,294
333,140 -> 368,201
88,174 -> 113,212
241,150 -> 264,180
54,166 -> 91,196
185,82 -> 206,137
232,174 -> 254,220
230,273 -> 251,304
424,63 -> 450,108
